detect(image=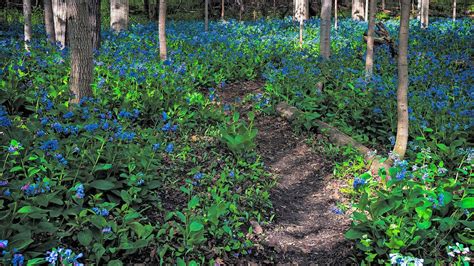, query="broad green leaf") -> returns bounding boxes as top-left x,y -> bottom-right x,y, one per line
89,180 -> 115,190
460,197 -> 474,209
189,221 -> 204,232
78,229 -> 93,246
